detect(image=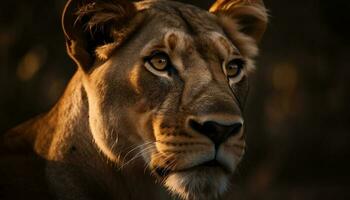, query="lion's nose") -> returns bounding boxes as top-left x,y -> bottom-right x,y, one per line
188,118 -> 243,148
